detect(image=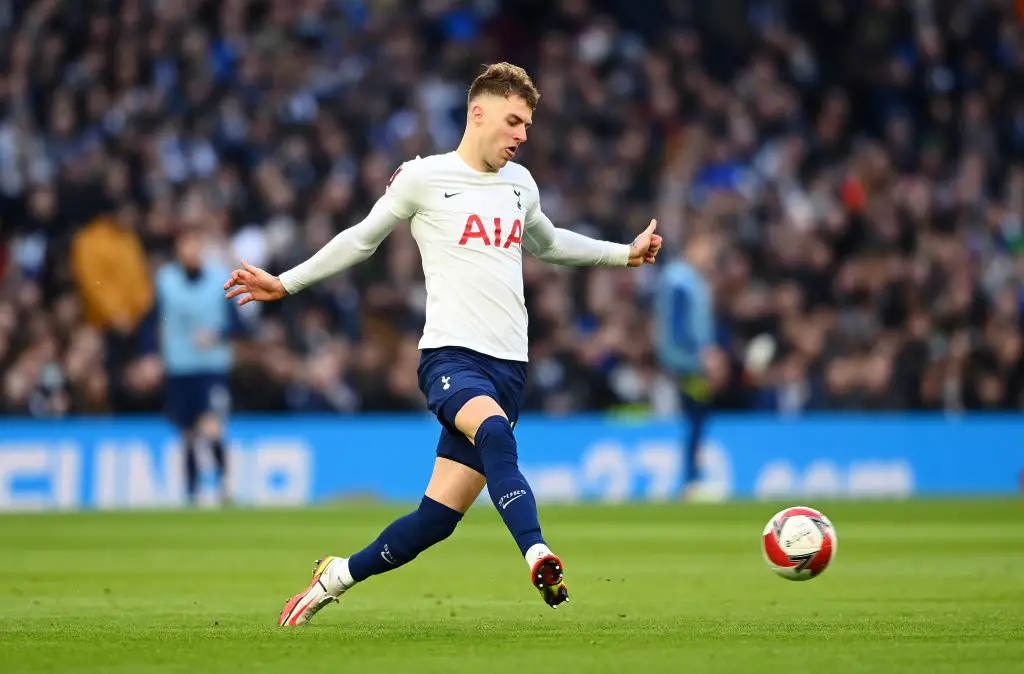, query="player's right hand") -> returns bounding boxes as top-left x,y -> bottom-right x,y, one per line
224,261 -> 288,305
627,219 -> 662,267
